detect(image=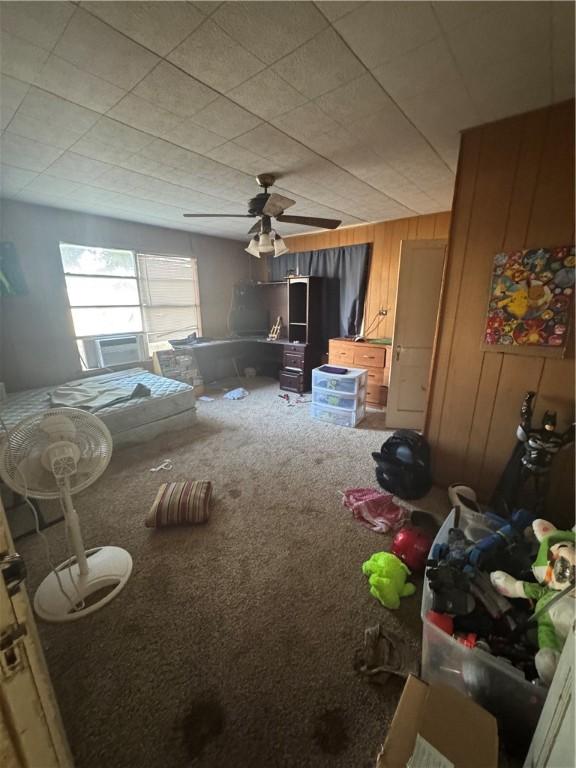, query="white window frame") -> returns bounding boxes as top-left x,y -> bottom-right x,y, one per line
60,243 -> 202,368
